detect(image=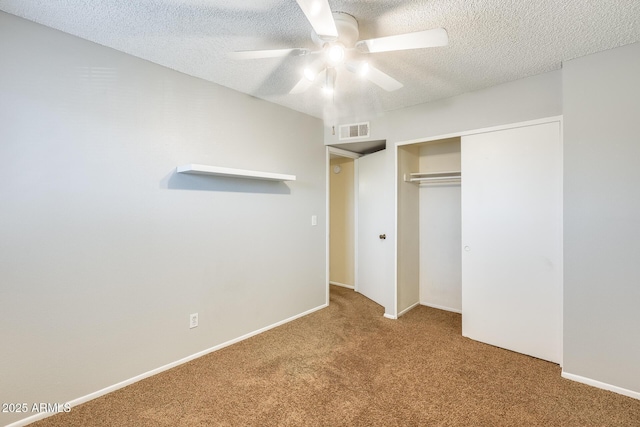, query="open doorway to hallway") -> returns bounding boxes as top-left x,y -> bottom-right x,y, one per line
329,153 -> 356,291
